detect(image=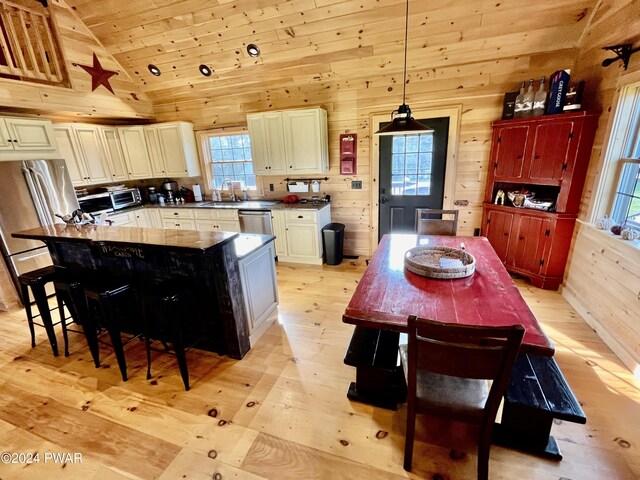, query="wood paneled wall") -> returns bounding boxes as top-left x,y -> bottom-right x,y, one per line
563,0 -> 640,373
0,0 -> 154,120
156,51 -> 580,256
